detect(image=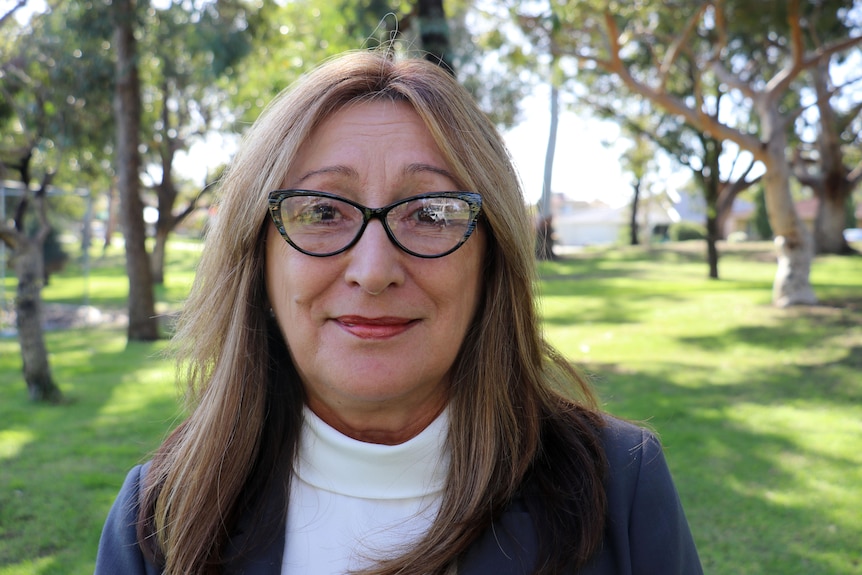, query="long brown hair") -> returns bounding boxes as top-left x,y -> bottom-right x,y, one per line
139,50 -> 607,575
